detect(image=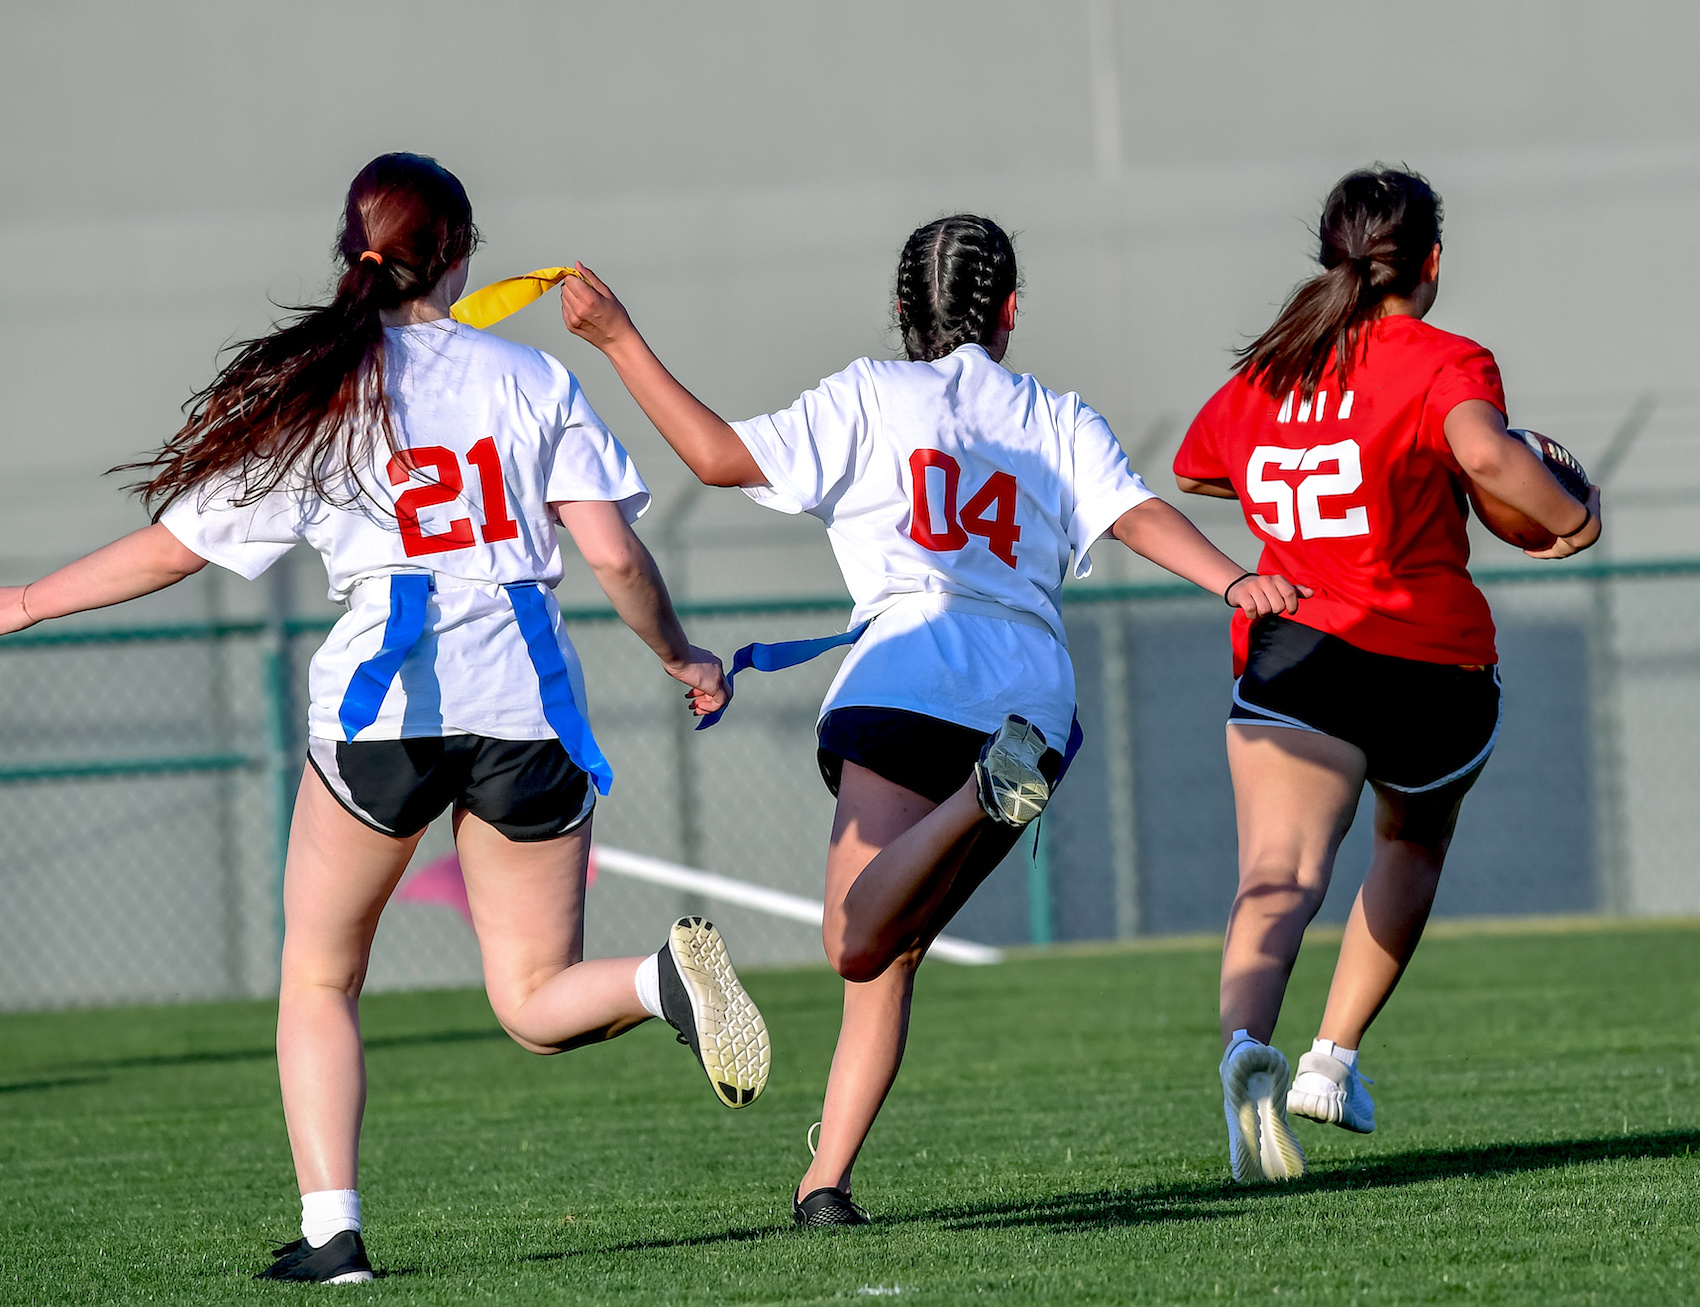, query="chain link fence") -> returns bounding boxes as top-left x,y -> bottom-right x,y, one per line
1,561 -> 1697,1011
